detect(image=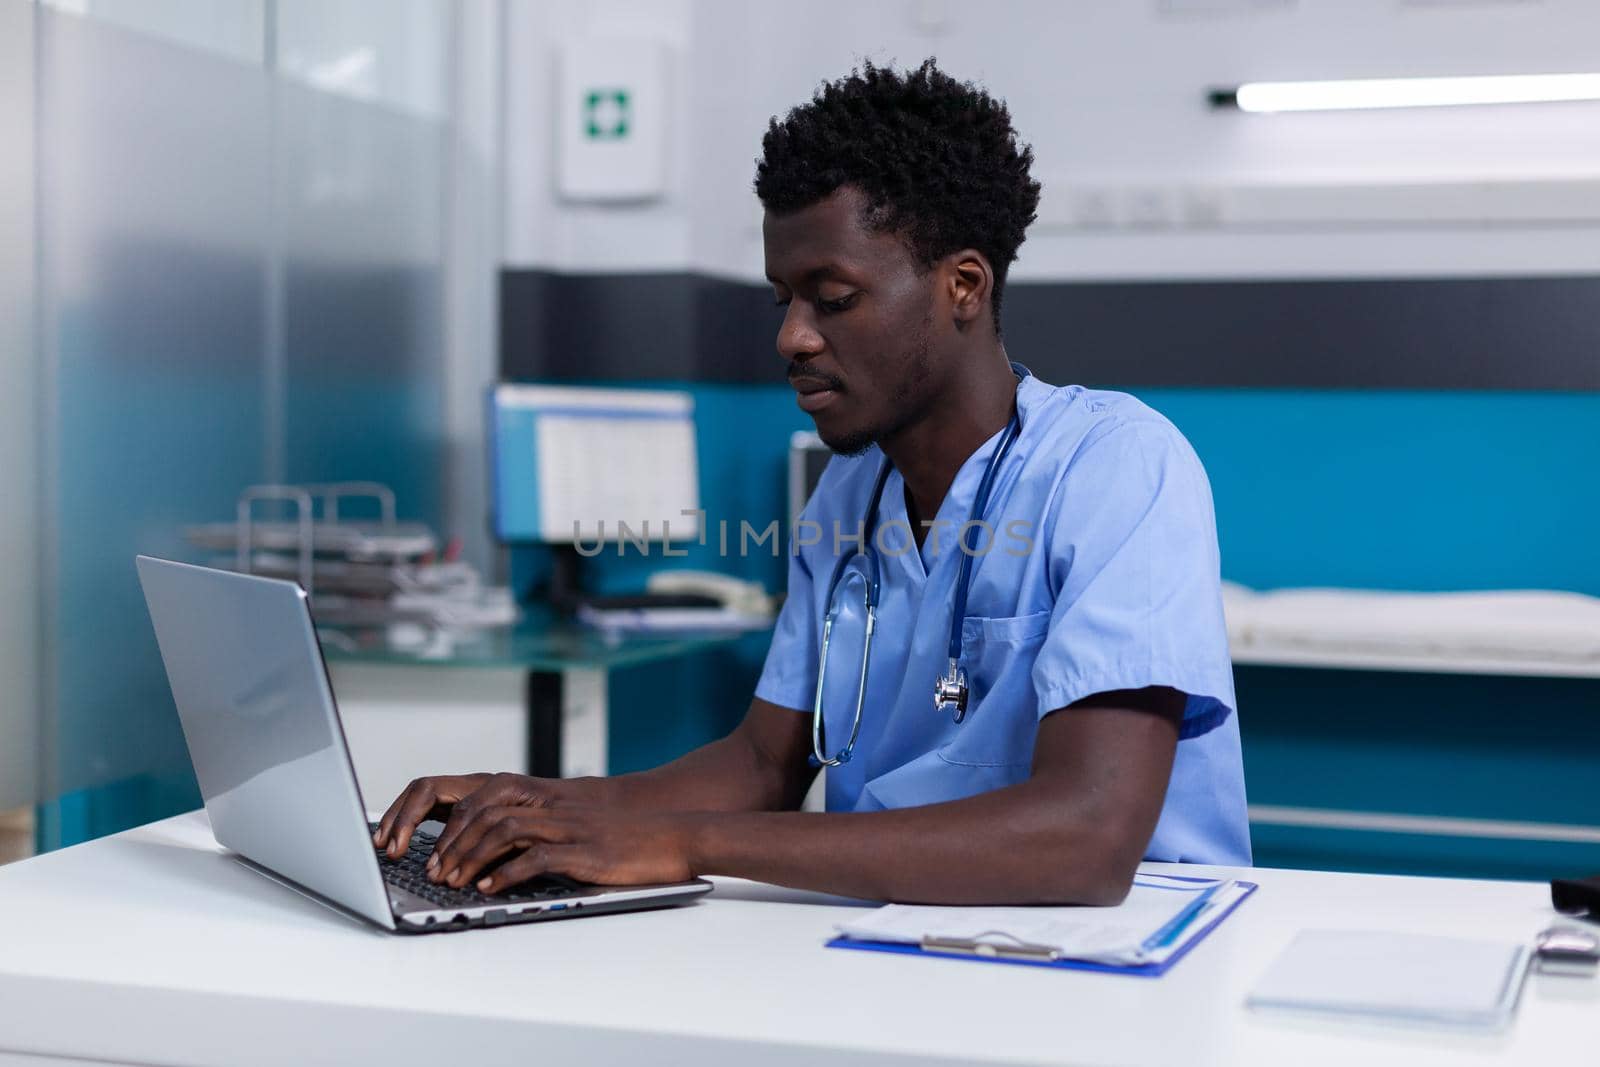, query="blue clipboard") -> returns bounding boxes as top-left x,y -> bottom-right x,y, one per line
826,877 -> 1258,978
